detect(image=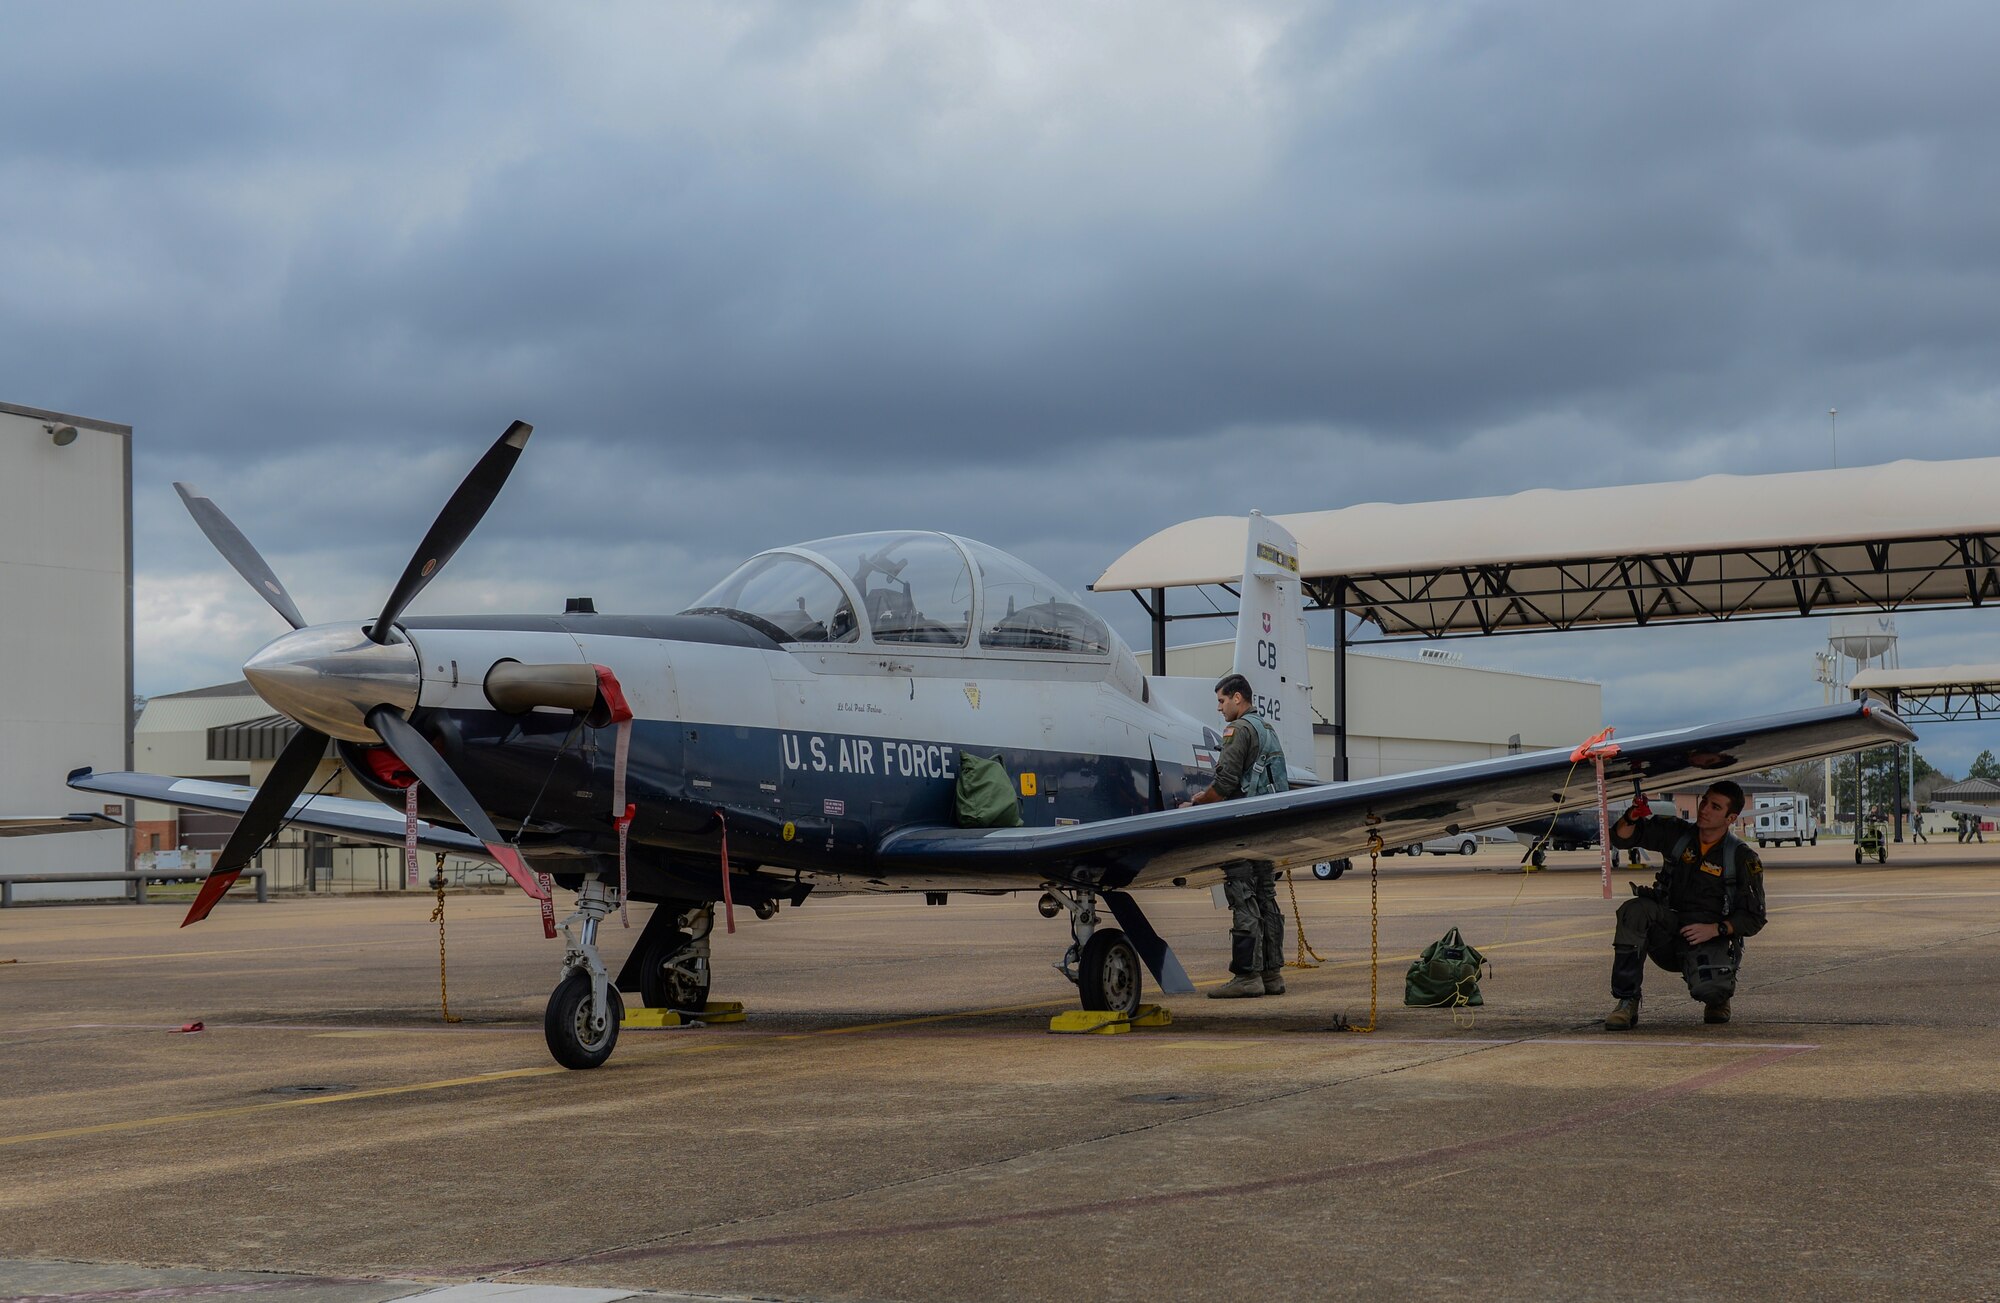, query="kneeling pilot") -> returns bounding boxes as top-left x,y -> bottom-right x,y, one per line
1603,780 -> 1766,1030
